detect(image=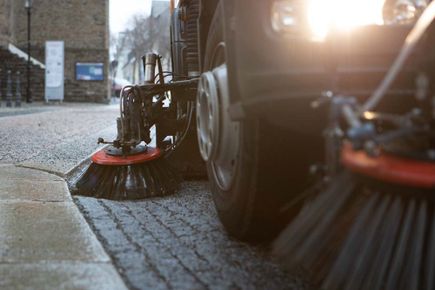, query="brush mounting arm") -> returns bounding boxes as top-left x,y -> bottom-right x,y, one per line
99,79 -> 199,154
